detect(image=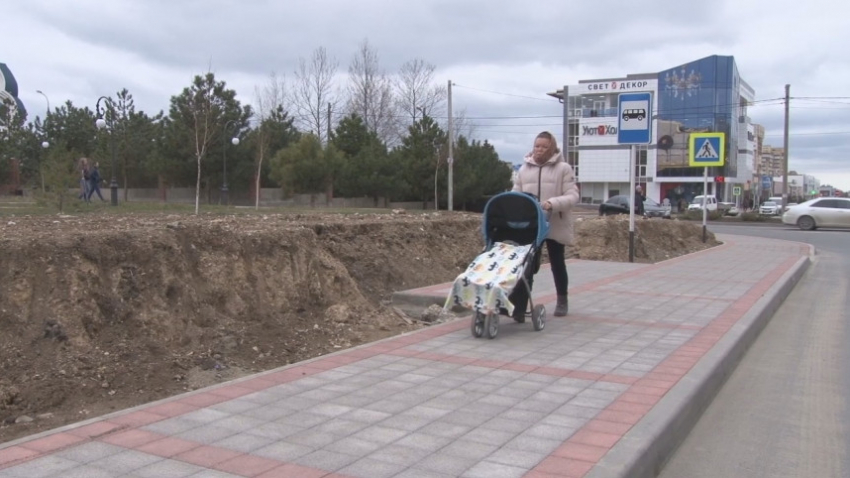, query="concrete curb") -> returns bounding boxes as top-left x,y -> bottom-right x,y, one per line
585,249 -> 813,478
